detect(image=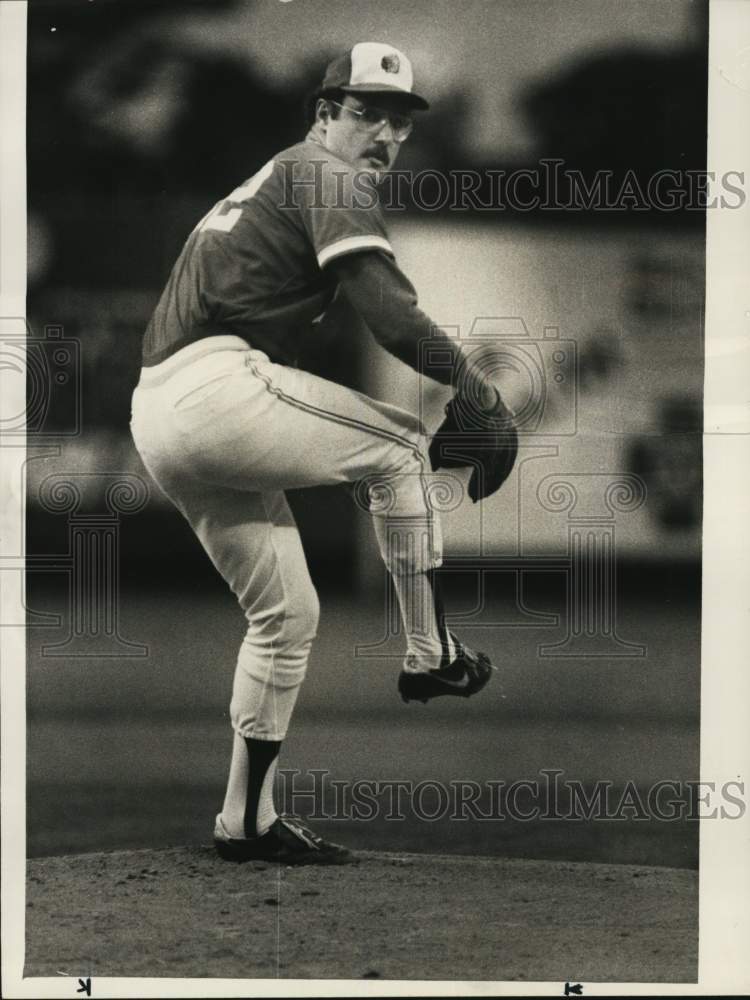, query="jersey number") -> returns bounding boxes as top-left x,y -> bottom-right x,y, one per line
198,160 -> 274,234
